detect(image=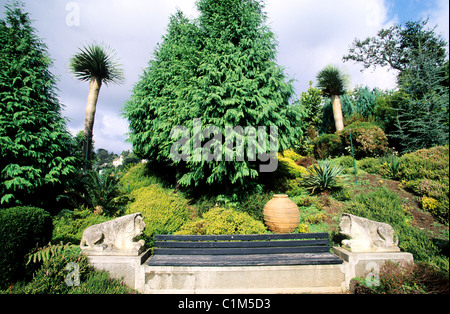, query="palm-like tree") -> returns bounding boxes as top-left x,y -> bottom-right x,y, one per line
69,43 -> 124,161
316,65 -> 349,132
